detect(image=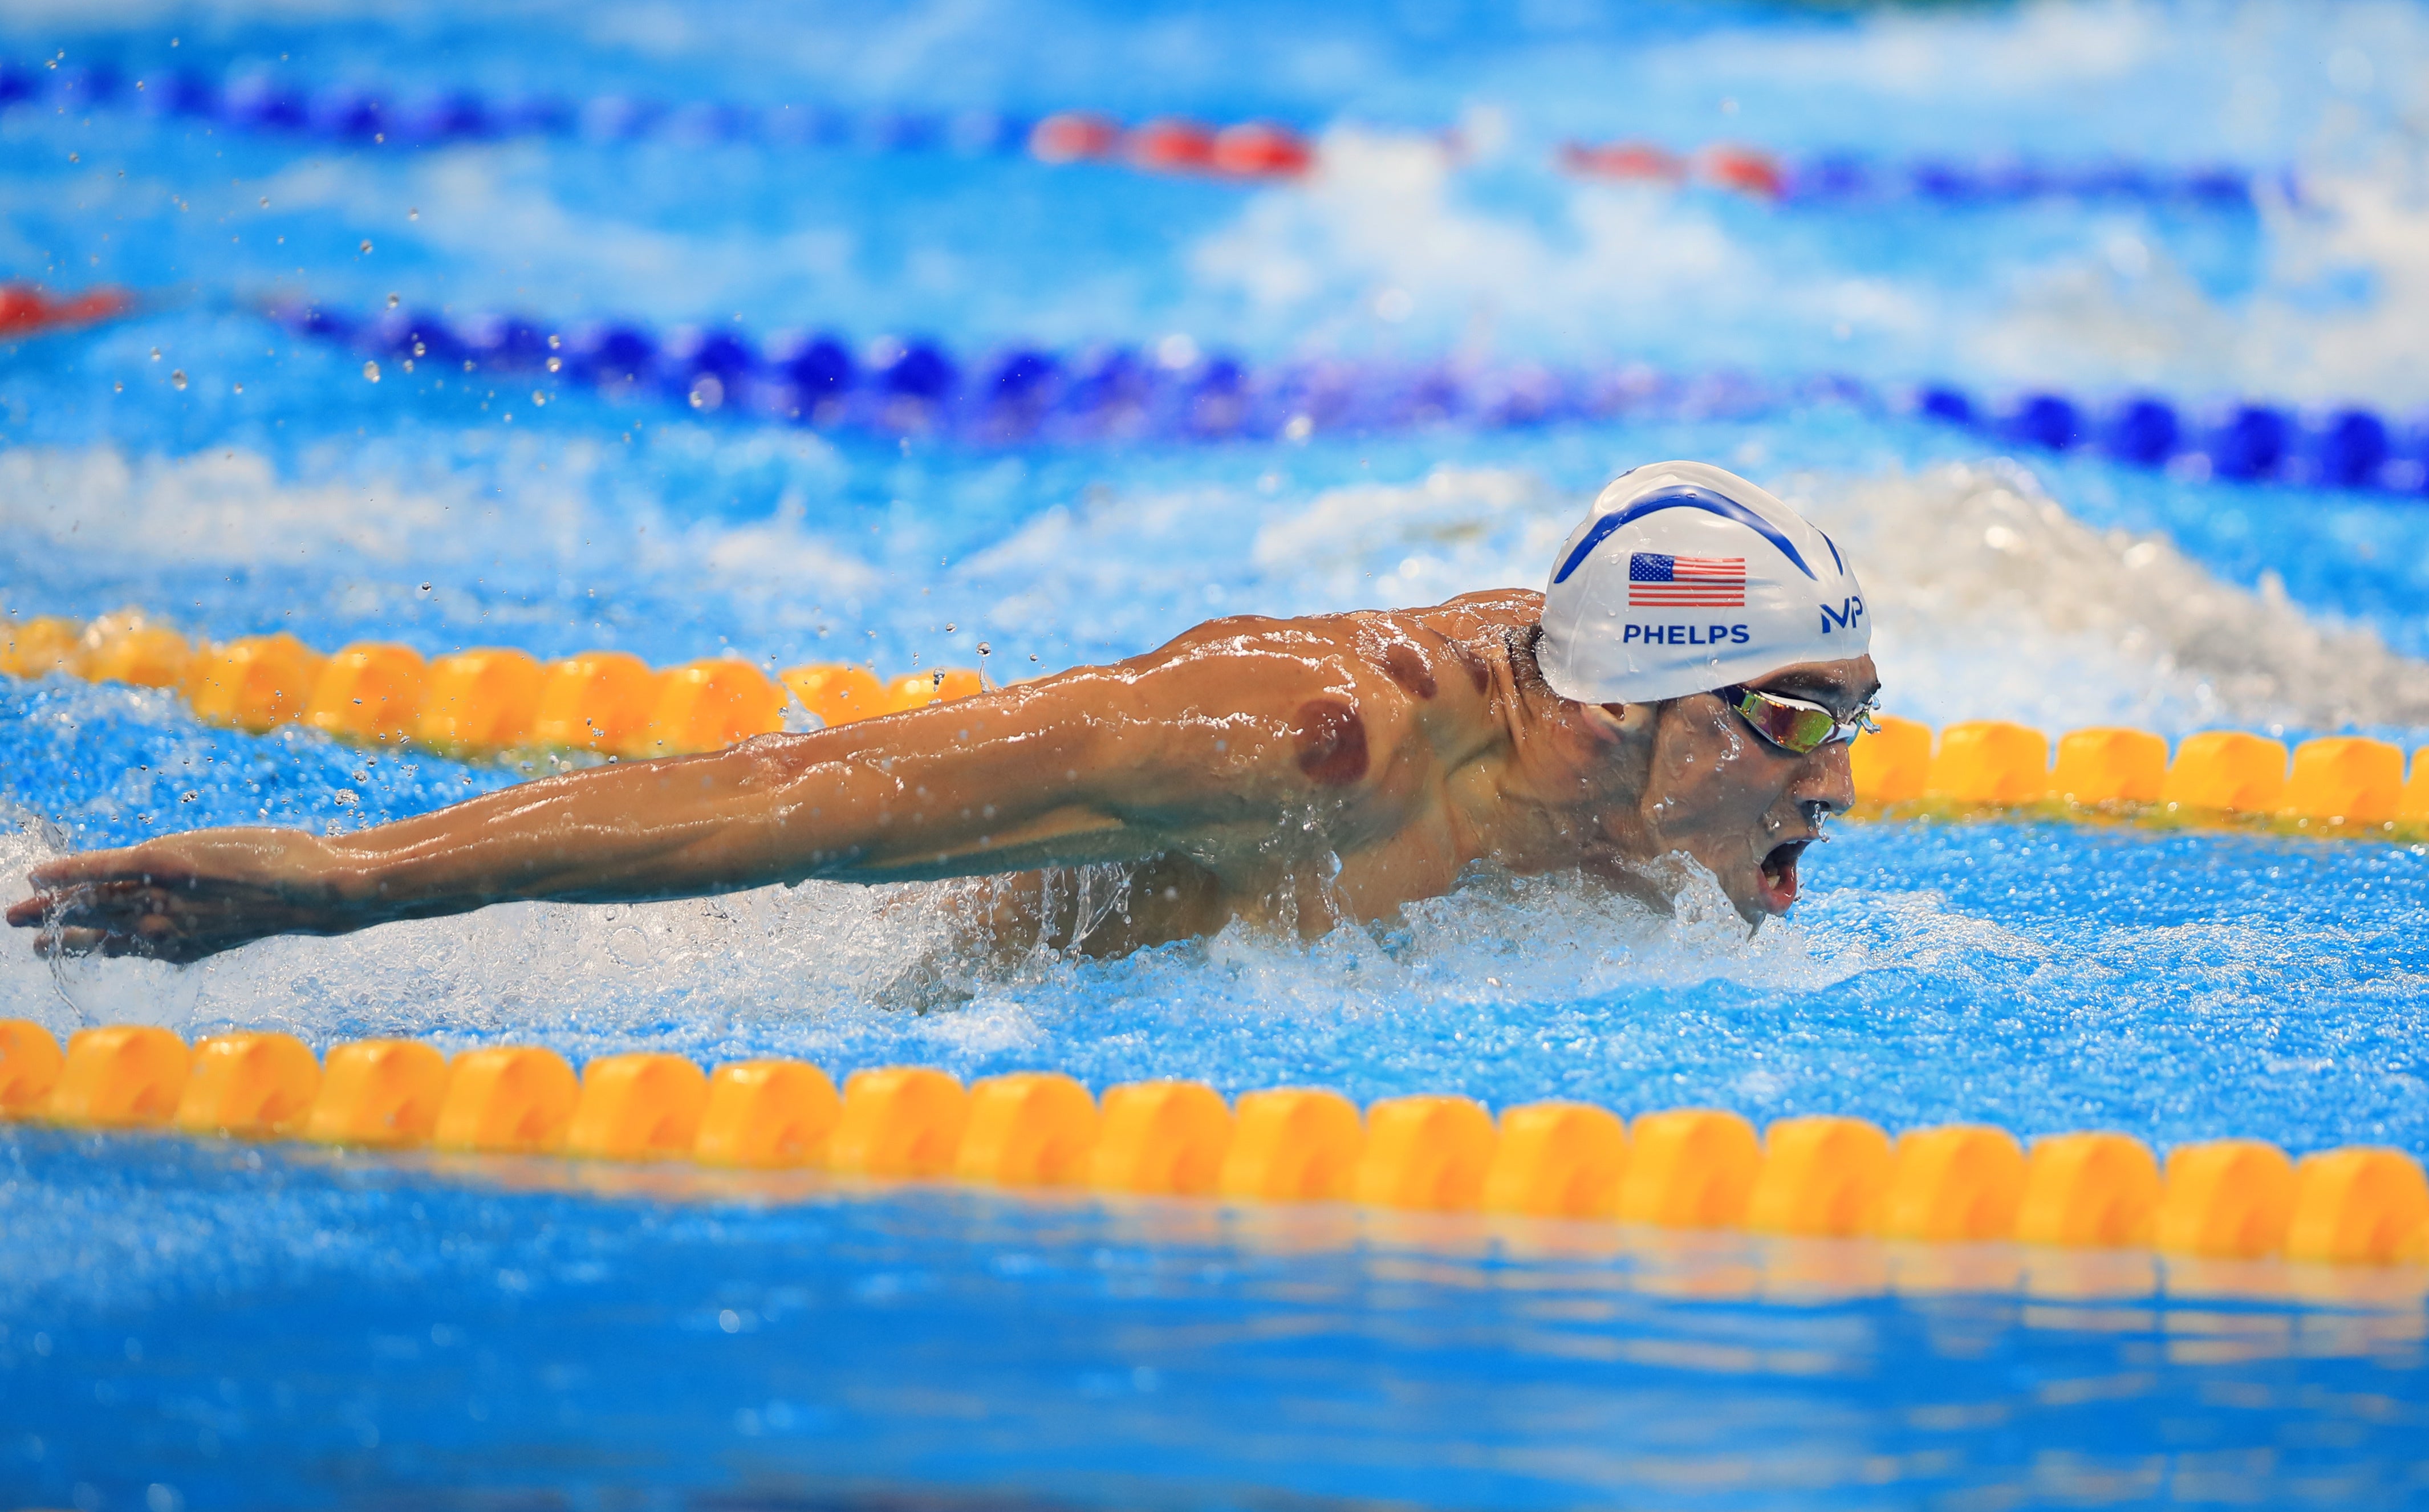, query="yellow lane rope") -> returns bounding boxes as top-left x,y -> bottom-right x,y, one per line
3,1022 -> 2423,1277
